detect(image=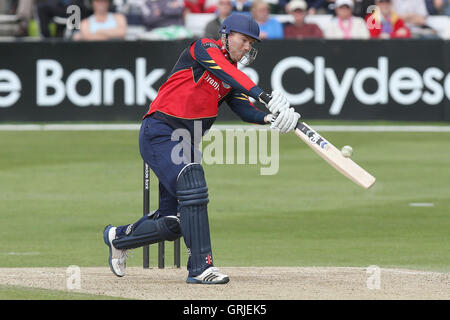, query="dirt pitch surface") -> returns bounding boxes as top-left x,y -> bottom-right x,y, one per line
0,267 -> 449,300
